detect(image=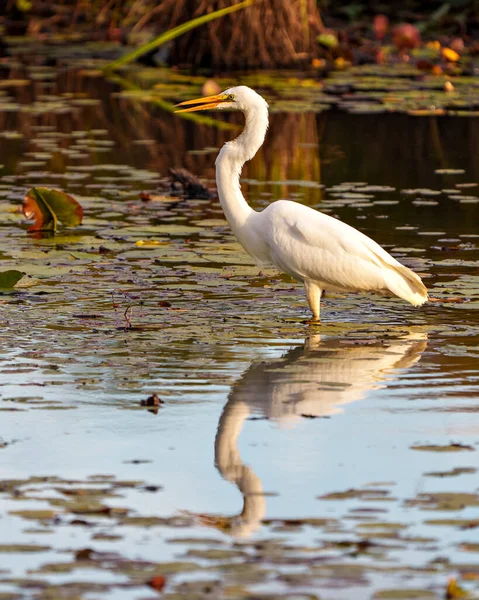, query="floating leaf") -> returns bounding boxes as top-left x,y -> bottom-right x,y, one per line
373,590 -> 436,599
442,47 -> 460,62
23,190 -> 54,232
446,577 -> 470,599
317,33 -> 338,48
373,14 -> 389,41
0,544 -> 50,553
411,443 -> 475,452
428,296 -> 467,303
435,169 -> 465,175
392,23 -> 421,50
148,576 -> 166,592
23,187 -> 83,233
0,270 -> 25,289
